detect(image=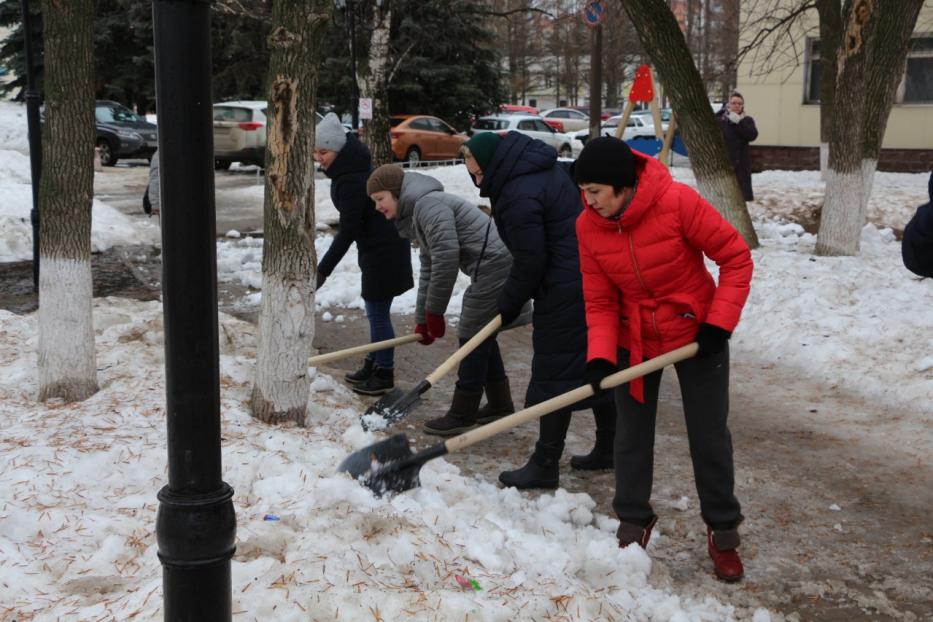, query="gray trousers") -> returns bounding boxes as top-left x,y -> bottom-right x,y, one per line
612,346 -> 742,530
